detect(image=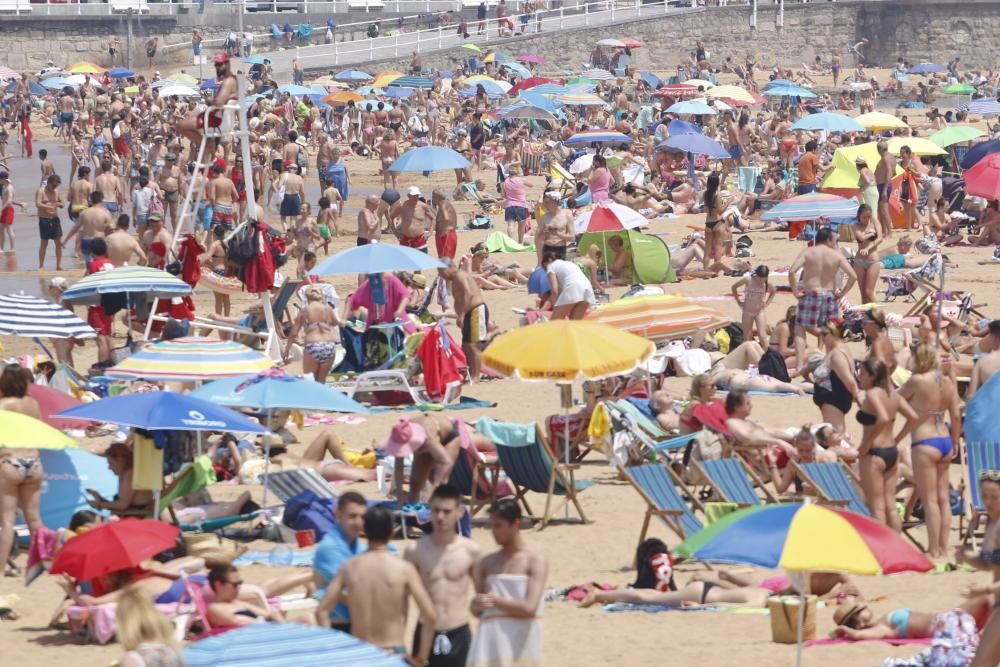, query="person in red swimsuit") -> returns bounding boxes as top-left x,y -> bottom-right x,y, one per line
176,53 -> 239,151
